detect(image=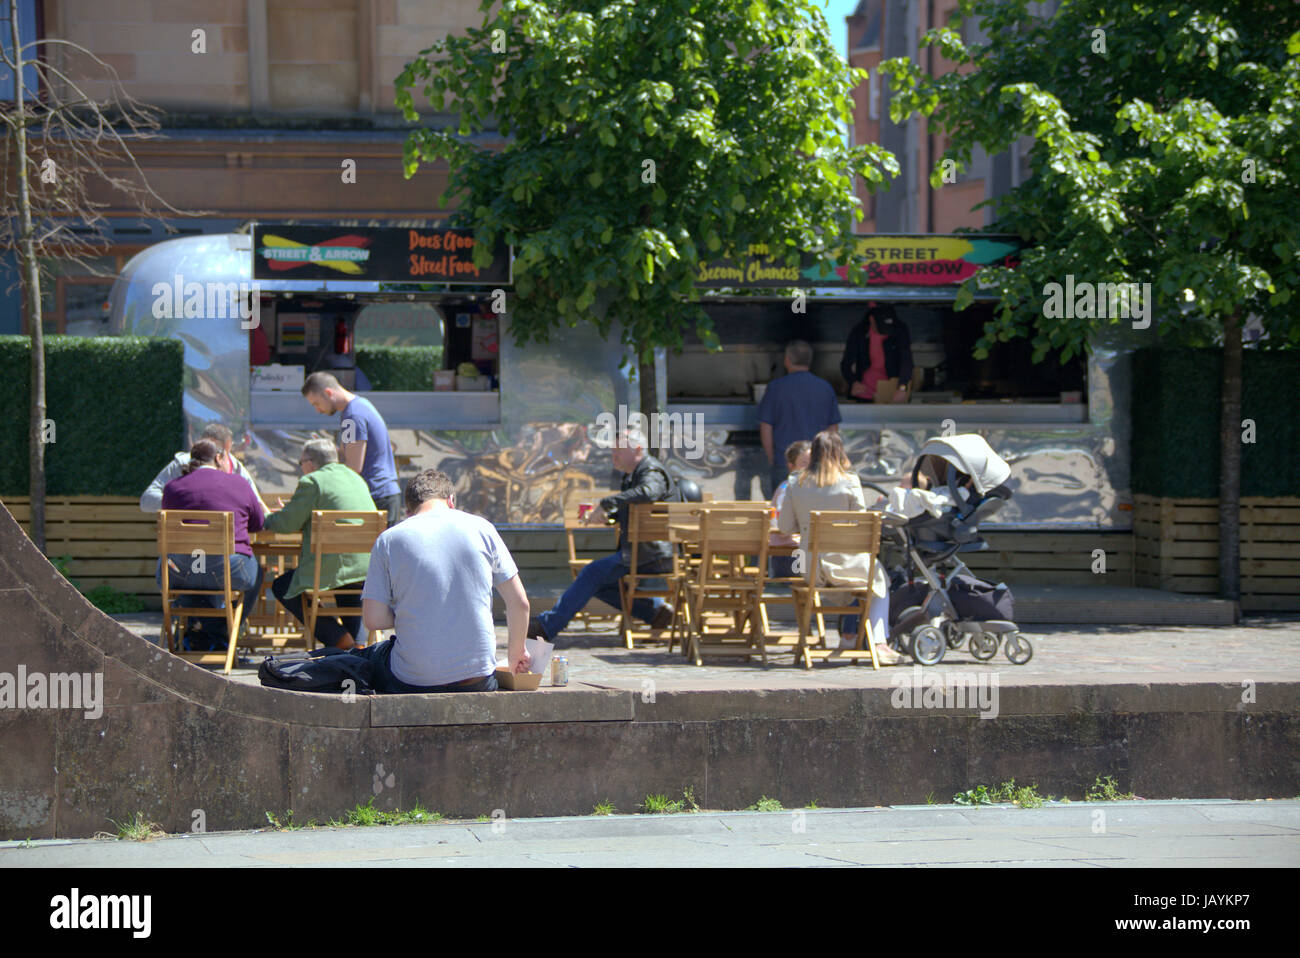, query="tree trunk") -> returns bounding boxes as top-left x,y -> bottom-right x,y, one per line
1218,310 -> 1242,612
637,352 -> 660,460
11,0 -> 46,552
